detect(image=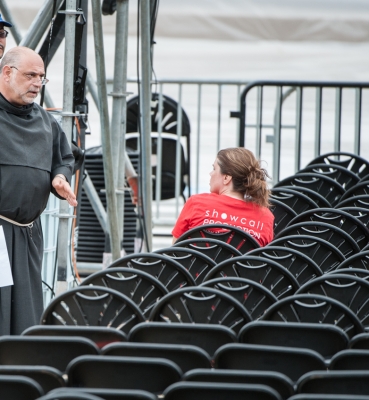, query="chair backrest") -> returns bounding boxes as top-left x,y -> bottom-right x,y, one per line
260,293 -> 364,339
102,342 -> 211,373
269,198 -> 298,236
67,355 -> 182,395
0,365 -> 65,394
349,332 -> 369,350
287,208 -> 369,250
273,172 -> 345,207
22,325 -> 127,349
36,388 -> 105,400
238,320 -> 349,360
297,163 -> 360,190
337,206 -> 369,228
336,194 -> 369,210
338,181 -> 369,203
148,286 -> 252,334
297,370 -> 369,396
214,343 -> 326,383
154,247 -> 216,284
0,375 -> 44,400
270,234 -> 345,273
203,255 -> 300,299
108,253 -> 196,292
274,185 -> 331,208
183,369 -> 294,400
306,151 -> 369,180
335,250 -> 369,271
41,286 -> 145,334
0,336 -> 99,373
41,388 -> 157,400
329,349 -> 369,371
200,277 -> 278,320
271,187 -> 320,214
174,223 -> 261,254
296,274 -> 369,329
80,267 -> 169,318
128,322 -> 237,358
172,237 -> 242,264
163,381 -> 283,400
248,246 -> 323,286
328,268 -> 369,280
288,394 -> 369,400
273,221 -> 360,258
